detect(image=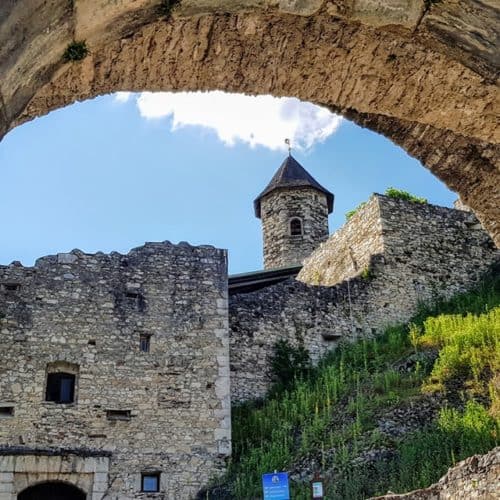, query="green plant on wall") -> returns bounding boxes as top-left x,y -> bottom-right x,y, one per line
345,201 -> 367,221
345,188 -> 427,220
159,0 -> 180,18
63,41 -> 89,62
360,266 -> 374,280
385,187 -> 427,204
